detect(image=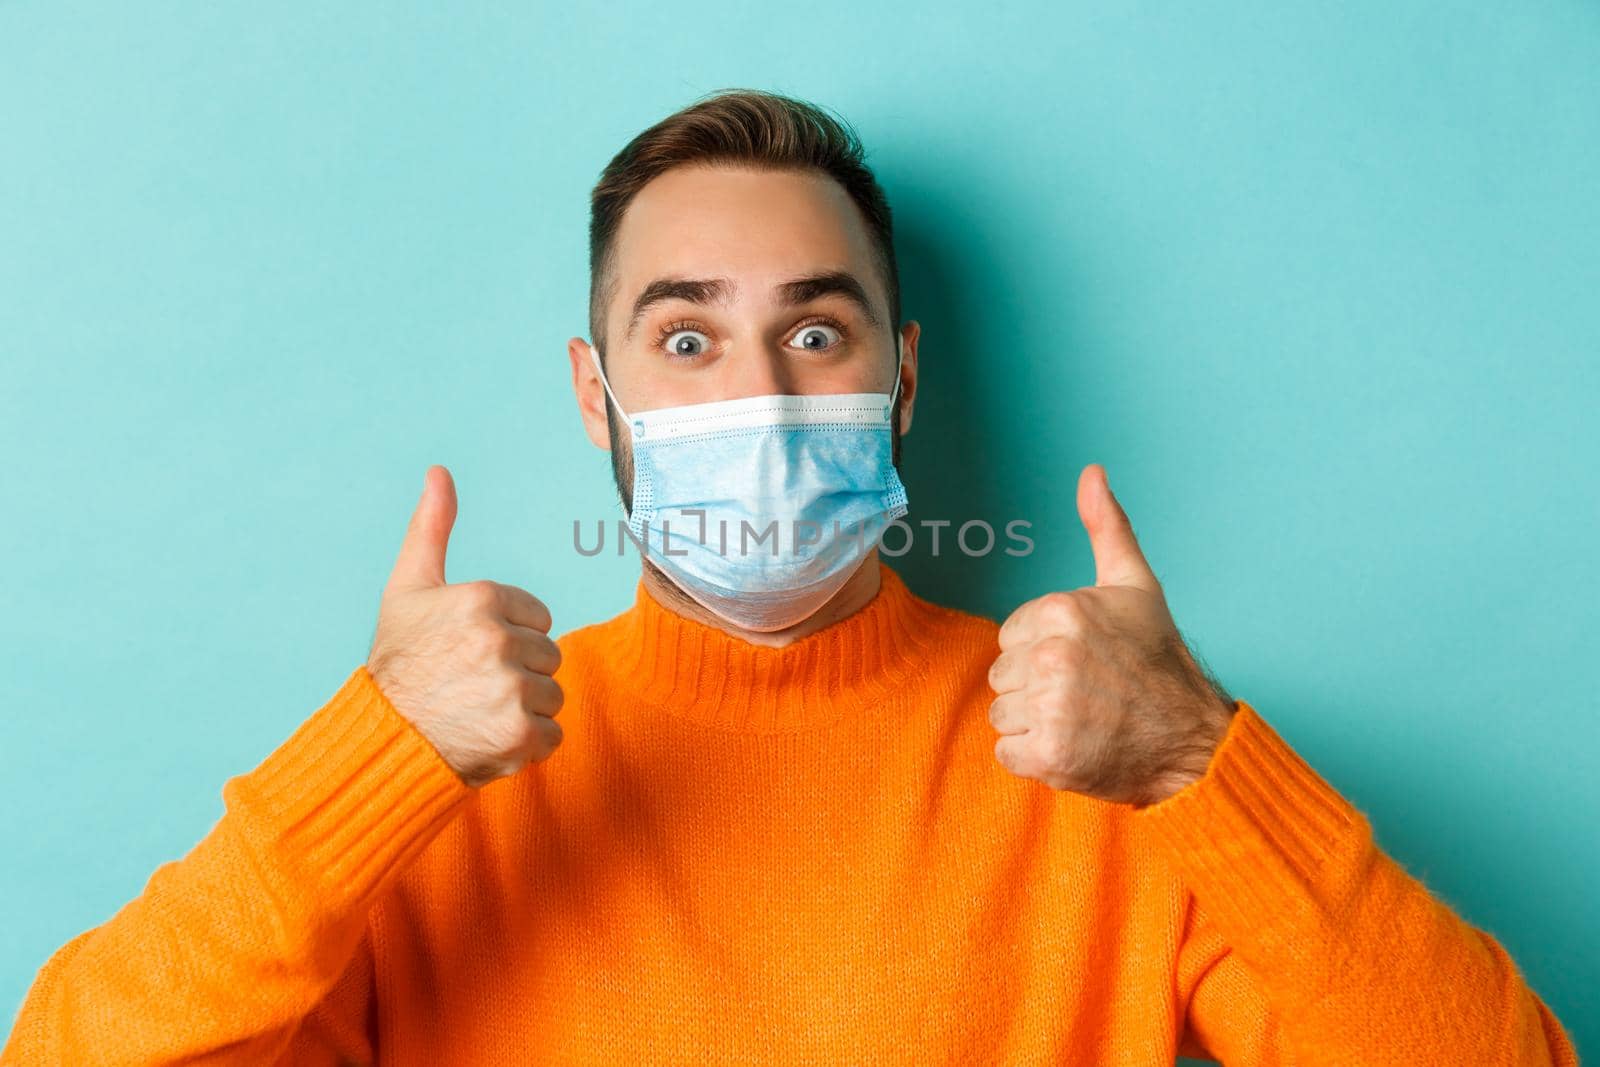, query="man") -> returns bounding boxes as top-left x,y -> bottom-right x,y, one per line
2,88 -> 1576,1065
